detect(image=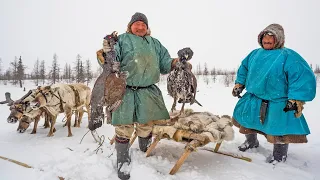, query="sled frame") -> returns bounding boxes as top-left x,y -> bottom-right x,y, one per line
110,129 -> 252,175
